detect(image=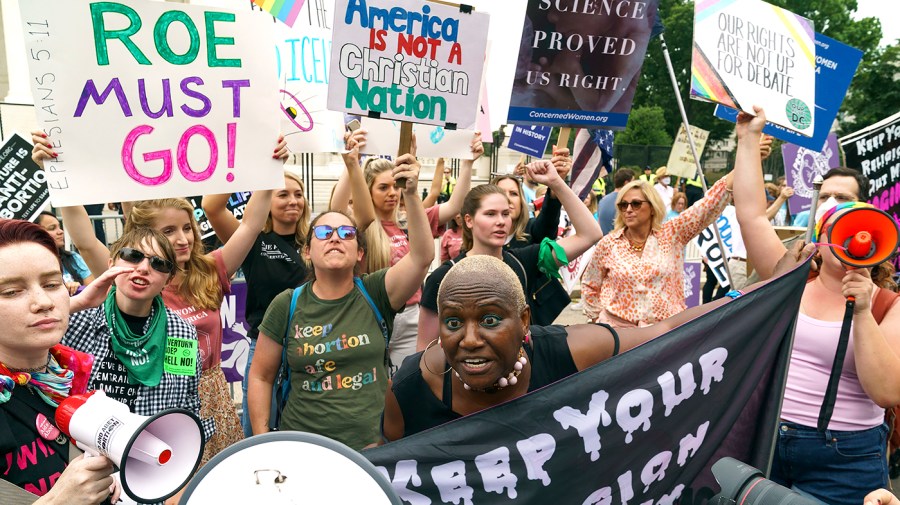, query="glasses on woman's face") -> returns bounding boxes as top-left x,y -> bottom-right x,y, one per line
617,200 -> 648,211
117,247 -> 175,274
313,224 -> 357,241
